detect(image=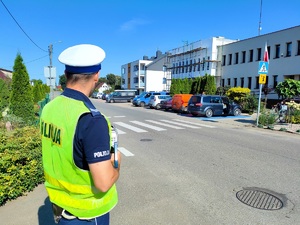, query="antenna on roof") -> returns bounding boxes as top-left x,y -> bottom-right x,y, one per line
258,0 -> 263,35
